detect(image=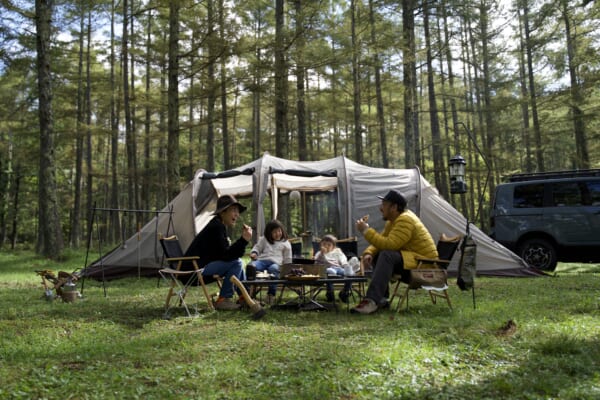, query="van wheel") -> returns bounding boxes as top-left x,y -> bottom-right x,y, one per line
518,238 -> 557,271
